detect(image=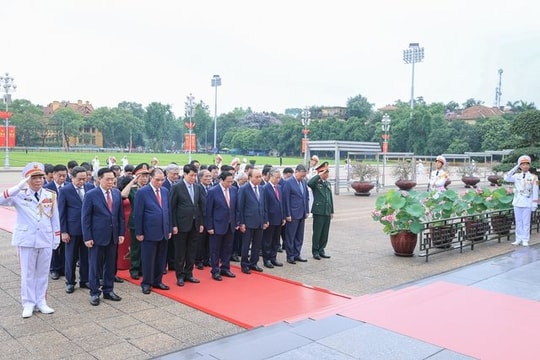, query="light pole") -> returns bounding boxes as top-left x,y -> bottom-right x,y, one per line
381,113 -> 391,187
301,107 -> 311,167
403,43 -> 424,113
211,75 -> 221,153
185,93 -> 195,163
0,73 -> 16,169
